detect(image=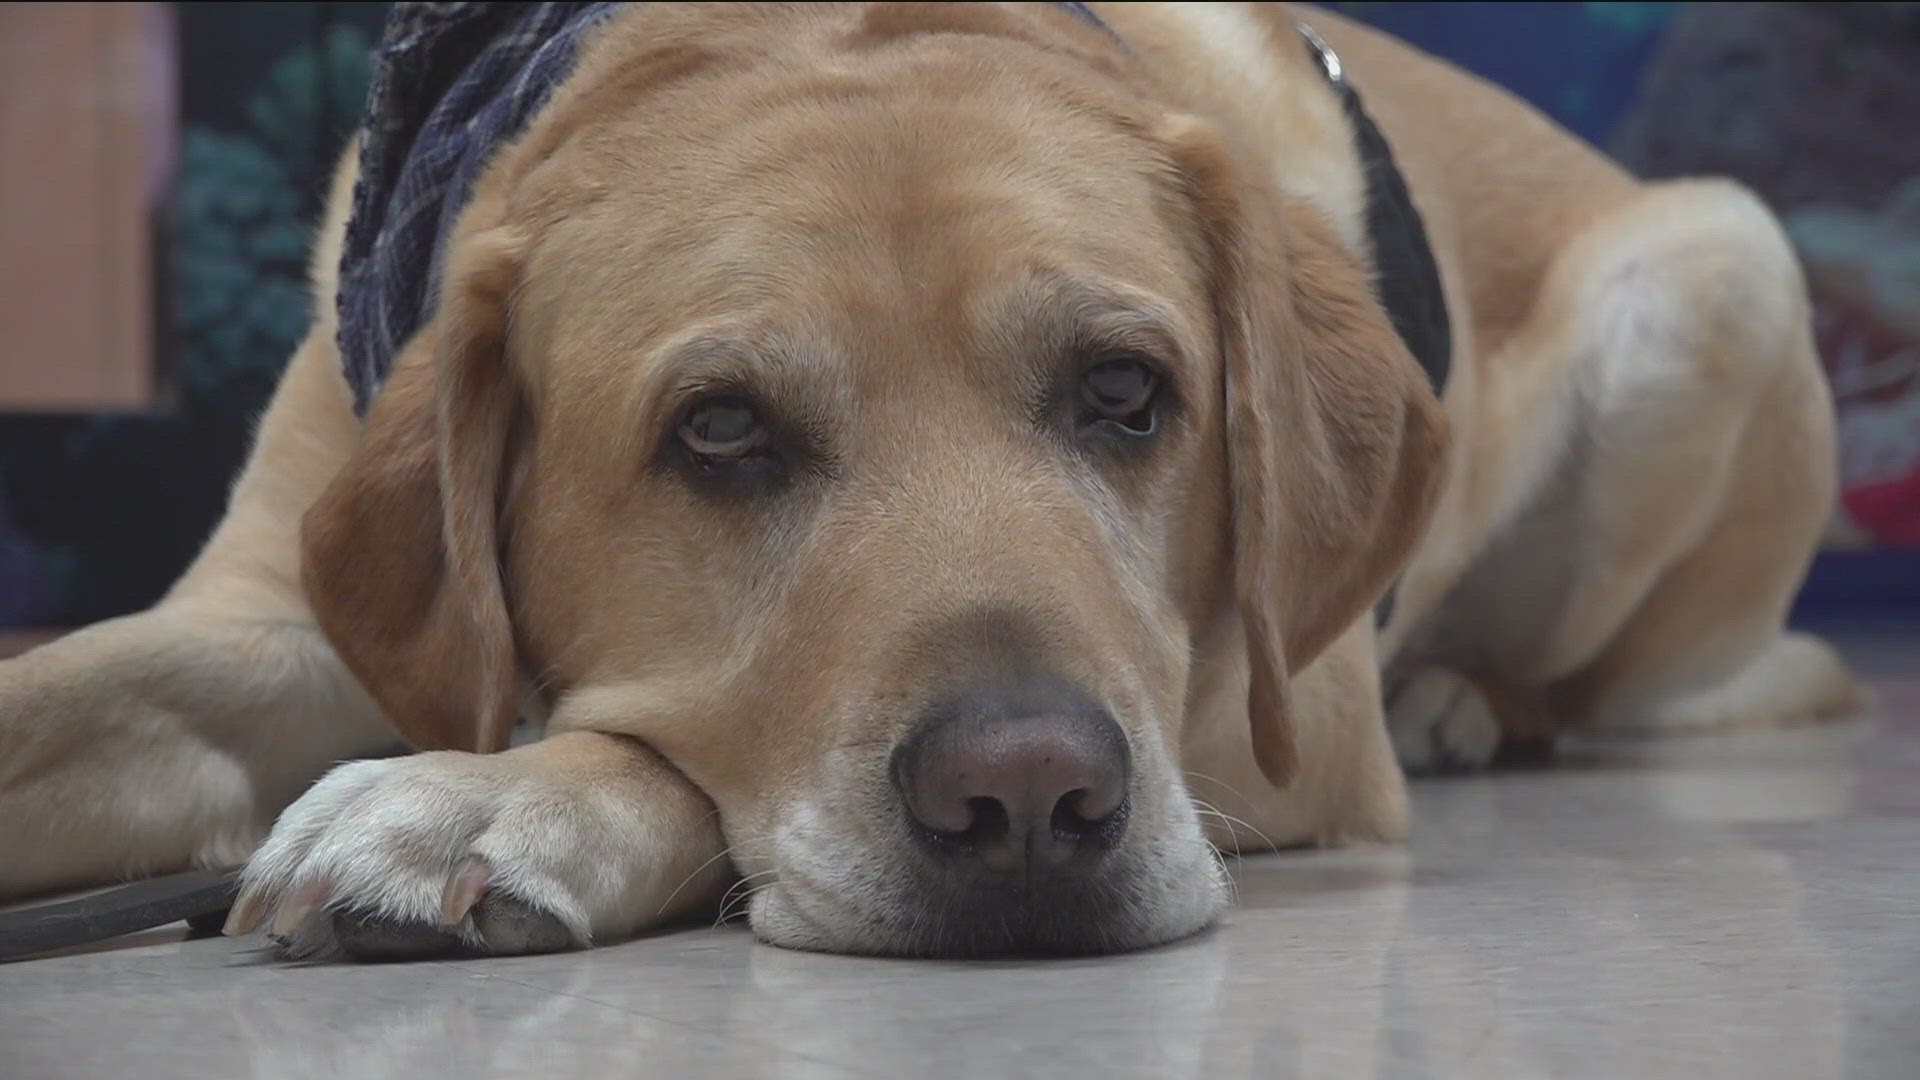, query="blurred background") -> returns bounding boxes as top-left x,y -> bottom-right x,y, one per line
0,1 -> 1915,653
